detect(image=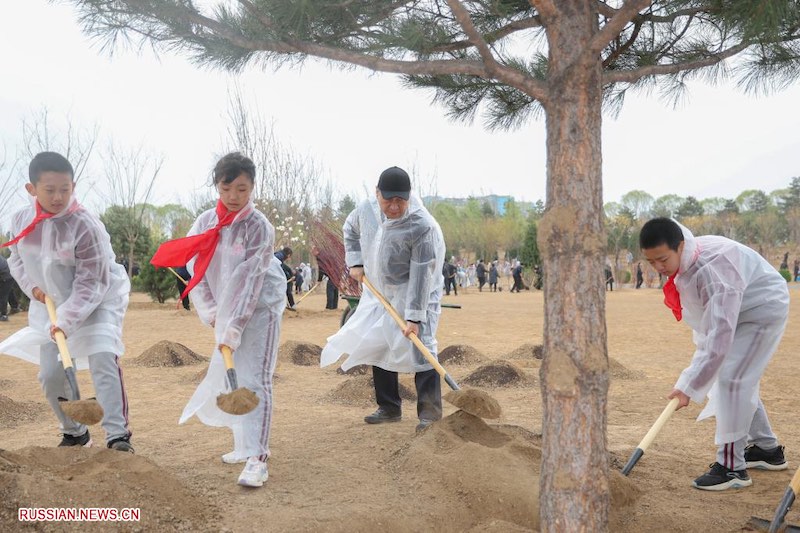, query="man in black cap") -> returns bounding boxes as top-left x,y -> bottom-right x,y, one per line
320,166 -> 447,432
